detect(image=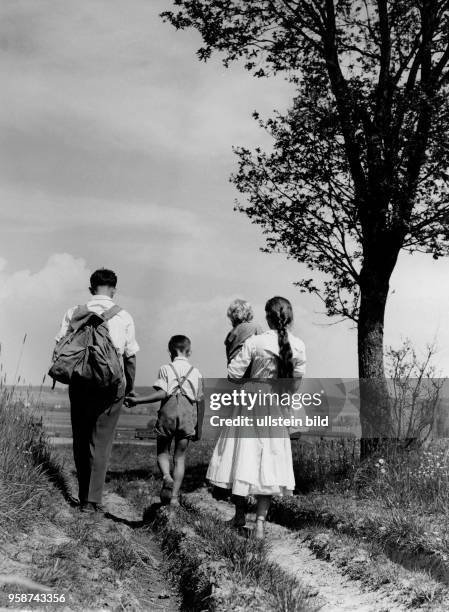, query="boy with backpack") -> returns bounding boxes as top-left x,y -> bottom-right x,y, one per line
51,269 -> 139,514
125,335 -> 203,507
